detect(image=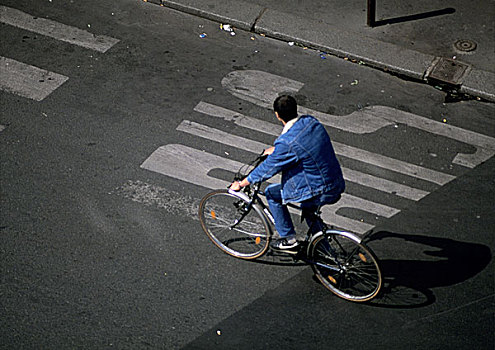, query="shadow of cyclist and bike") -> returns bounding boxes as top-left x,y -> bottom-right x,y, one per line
363,231 -> 491,308
252,230 -> 491,309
